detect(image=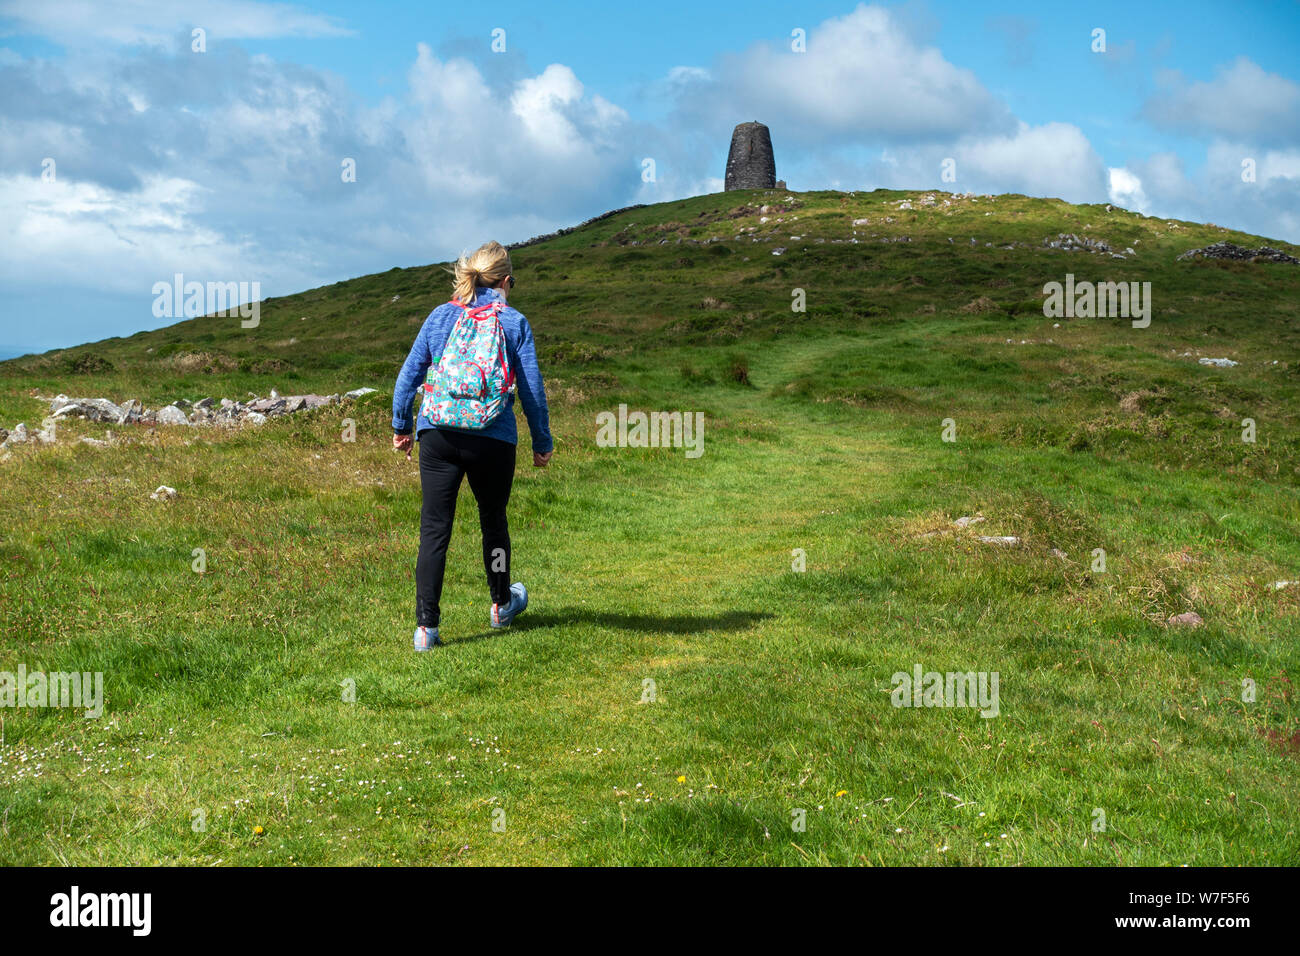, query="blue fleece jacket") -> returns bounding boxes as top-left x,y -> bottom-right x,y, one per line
392,286 -> 553,454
